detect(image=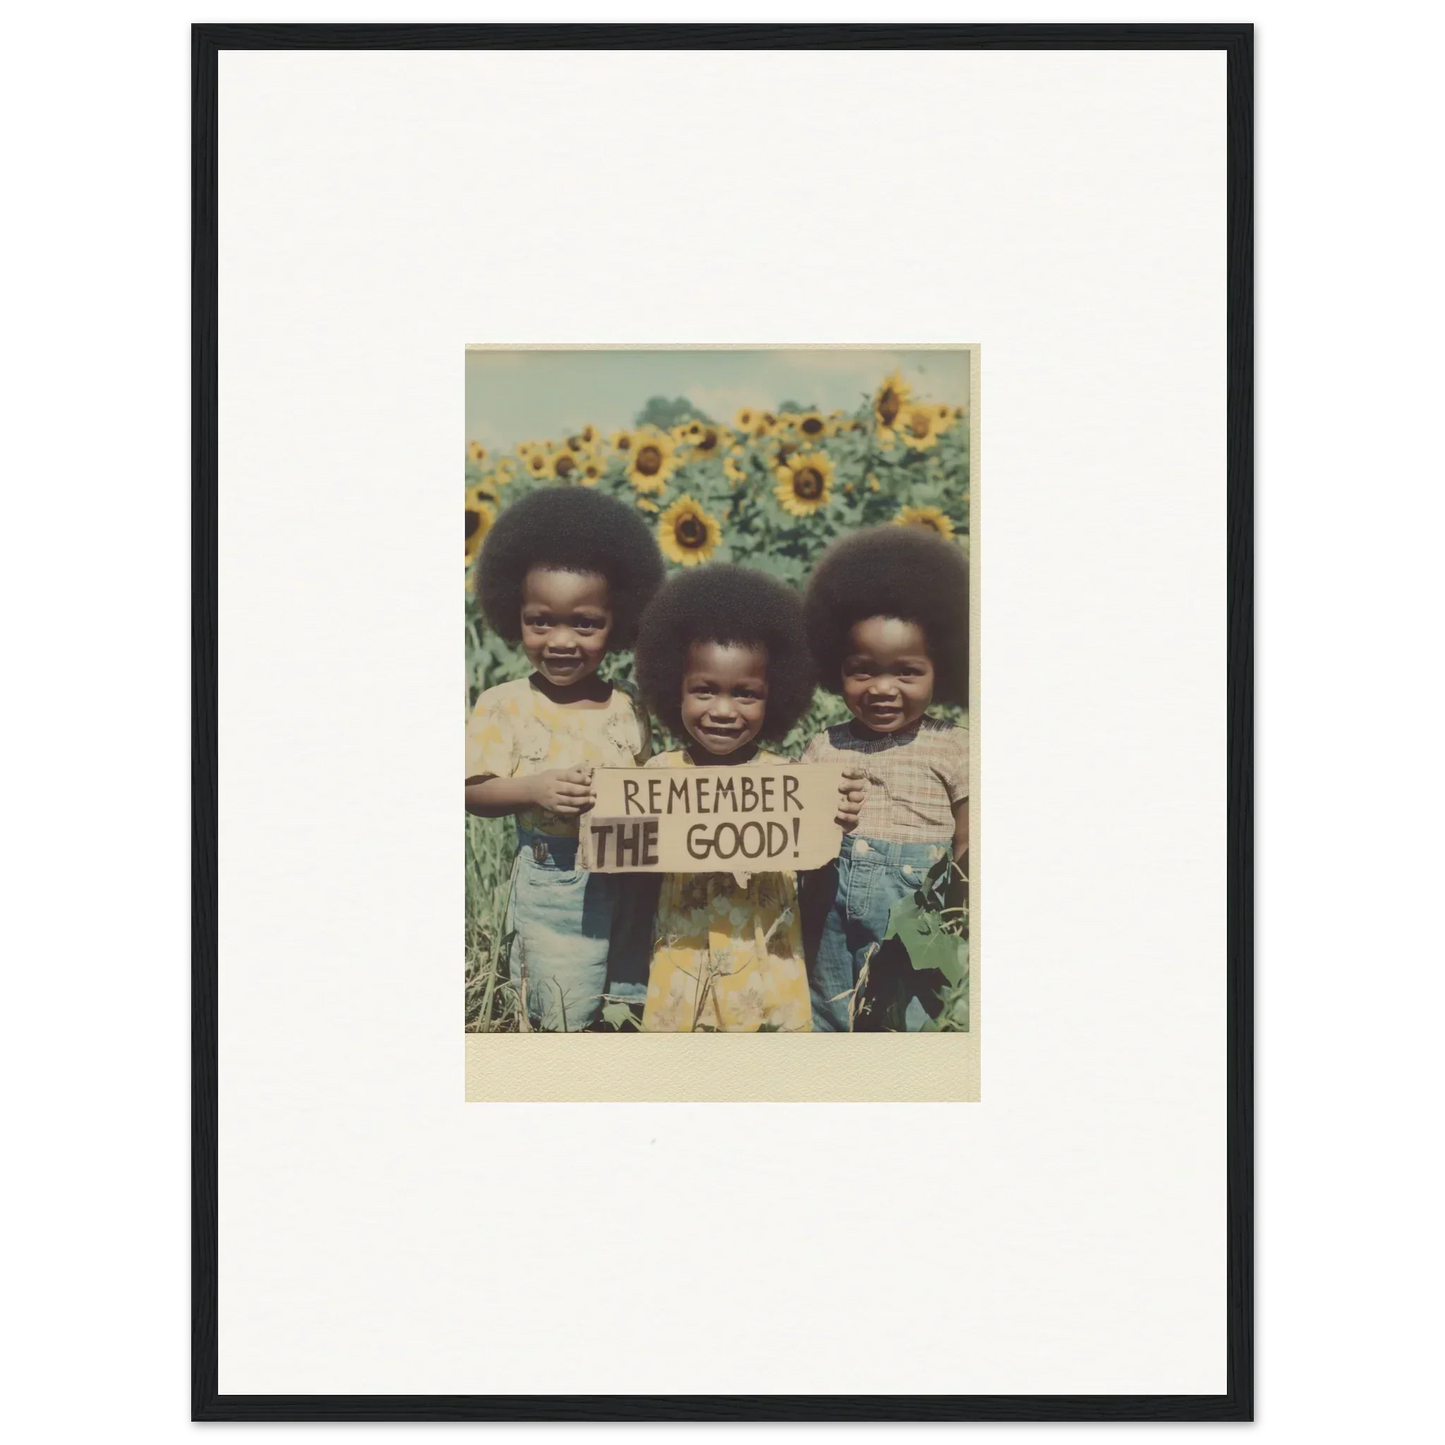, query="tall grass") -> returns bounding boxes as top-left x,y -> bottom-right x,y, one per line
464,816 -> 520,1032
